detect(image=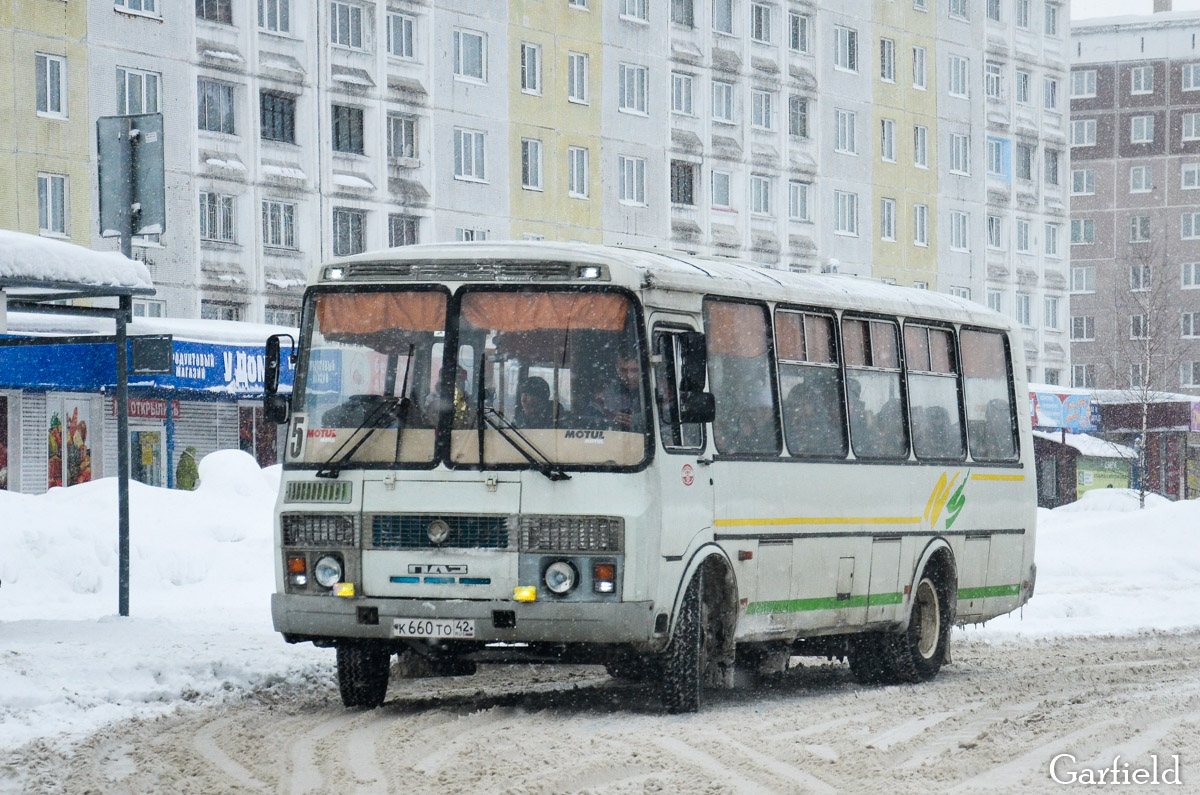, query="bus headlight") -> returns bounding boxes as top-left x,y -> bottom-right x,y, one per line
313,556 -> 343,589
543,560 -> 577,595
